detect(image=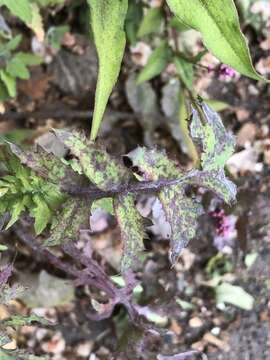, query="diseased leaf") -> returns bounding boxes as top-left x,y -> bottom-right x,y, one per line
46,198 -> 90,246
189,170 -> 236,204
159,184 -> 203,263
114,193 -> 145,272
166,0 -> 267,81
88,0 -> 128,140
127,147 -> 182,181
137,7 -> 163,37
53,130 -> 130,191
127,147 -> 202,262
137,42 -> 172,84
190,102 -> 235,172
